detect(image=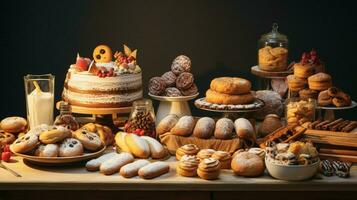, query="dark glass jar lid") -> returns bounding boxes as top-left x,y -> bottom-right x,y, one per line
260,23 -> 288,43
